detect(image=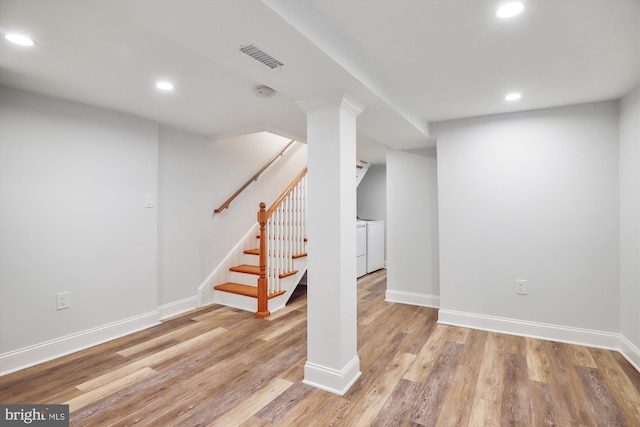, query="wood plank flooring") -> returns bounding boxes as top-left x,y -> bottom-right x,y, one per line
1,269 -> 639,426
